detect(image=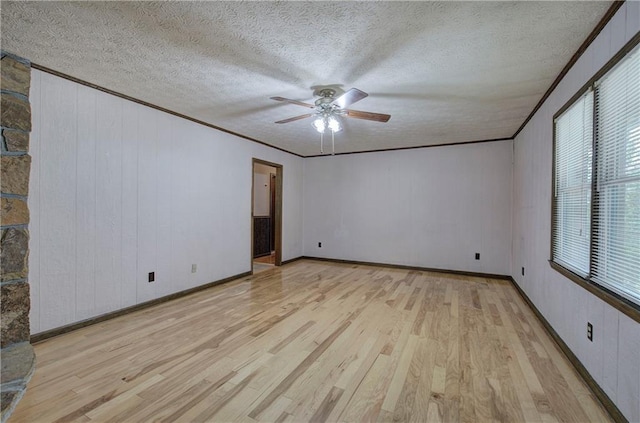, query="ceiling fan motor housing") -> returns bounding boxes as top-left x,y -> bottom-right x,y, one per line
315,89 -> 343,116
315,89 -> 336,106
